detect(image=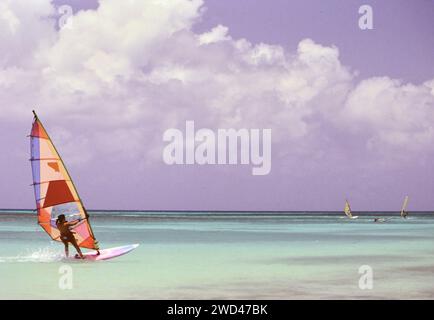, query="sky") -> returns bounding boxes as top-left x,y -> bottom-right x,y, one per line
0,0 -> 433,211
